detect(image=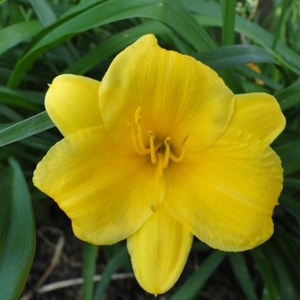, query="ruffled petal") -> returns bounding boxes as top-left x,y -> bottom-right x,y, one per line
229,93 -> 286,145
33,127 -> 154,245
99,34 -> 234,151
164,128 -> 283,251
45,74 -> 102,137
127,205 -> 193,295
